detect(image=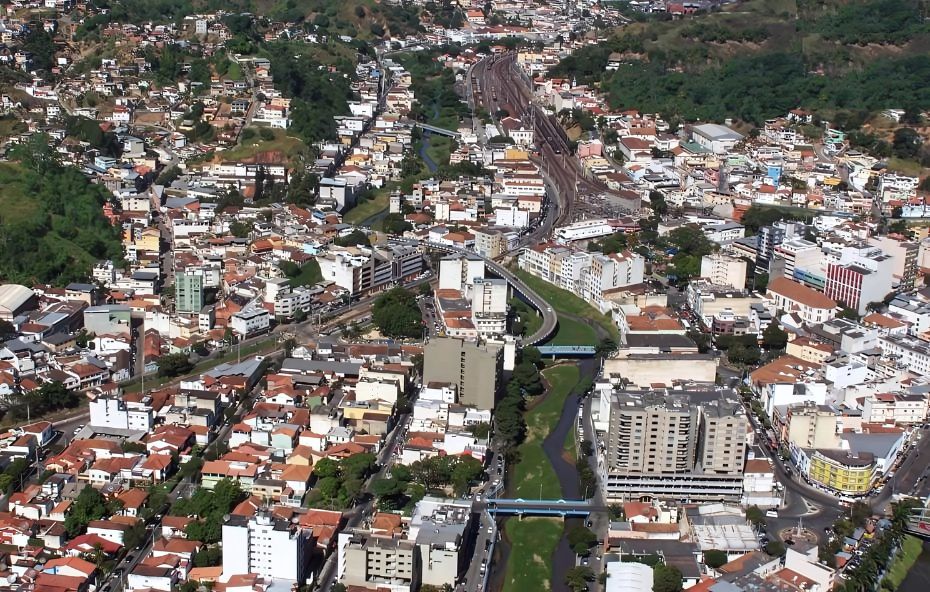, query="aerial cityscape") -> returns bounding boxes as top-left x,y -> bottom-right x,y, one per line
0,0 -> 929,591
